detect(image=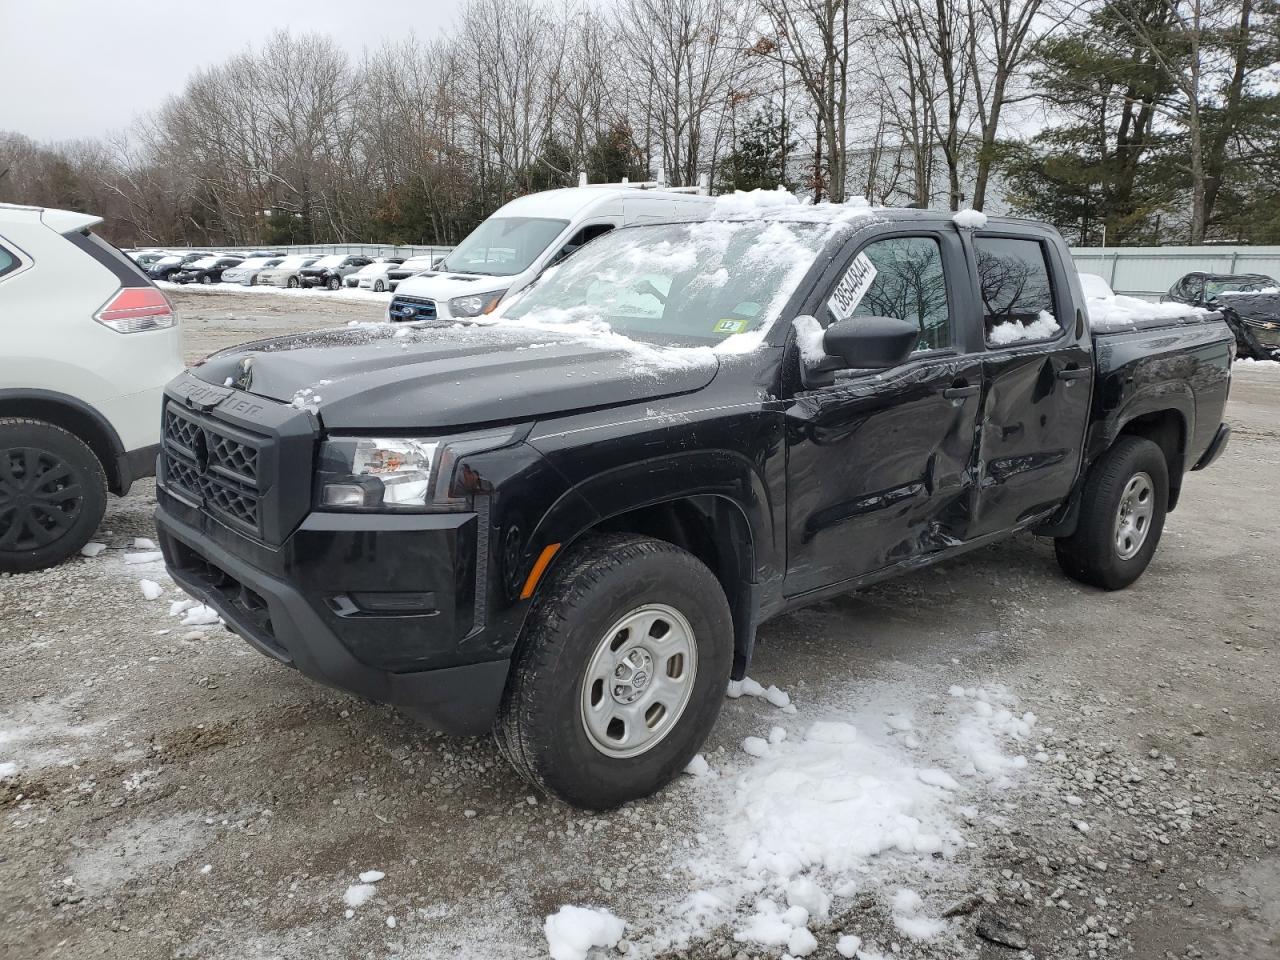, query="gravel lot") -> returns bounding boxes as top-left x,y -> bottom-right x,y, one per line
2,287 -> 1277,960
